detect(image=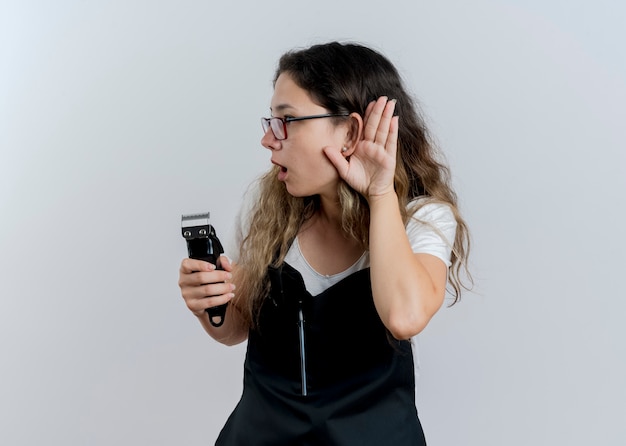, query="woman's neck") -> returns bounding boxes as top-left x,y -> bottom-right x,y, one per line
315,193 -> 343,229
296,194 -> 364,276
